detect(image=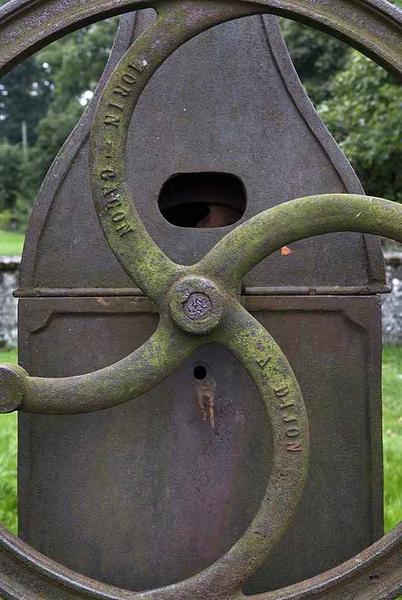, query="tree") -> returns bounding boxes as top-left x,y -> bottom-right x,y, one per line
281,20 -> 350,105
282,0 -> 402,106
319,52 -> 402,201
31,19 -> 116,180
0,59 -> 52,146
0,3 -> 401,230
0,16 -> 116,229
282,5 -> 402,202
0,142 -> 24,228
